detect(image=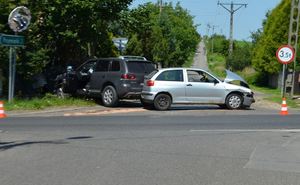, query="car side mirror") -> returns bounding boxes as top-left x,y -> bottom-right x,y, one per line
214,79 -> 219,84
